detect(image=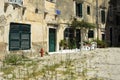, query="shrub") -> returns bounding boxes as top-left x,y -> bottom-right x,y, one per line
59,40 -> 66,47
59,39 -> 67,49
93,39 -> 107,48
83,40 -> 91,46
2,66 -> 14,74
45,52 -> 49,55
